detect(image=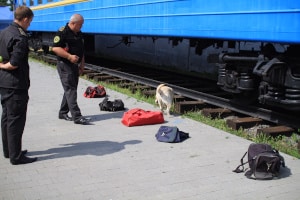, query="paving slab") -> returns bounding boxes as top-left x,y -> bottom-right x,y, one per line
0,60 -> 300,200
